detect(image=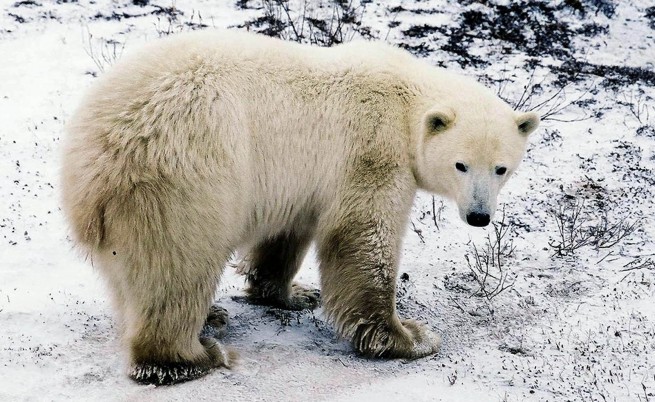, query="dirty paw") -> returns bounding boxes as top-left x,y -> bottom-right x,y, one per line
202,305 -> 229,338
129,362 -> 210,385
398,319 -> 441,358
285,283 -> 321,310
130,338 -> 235,385
353,319 -> 441,359
247,282 -> 320,311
